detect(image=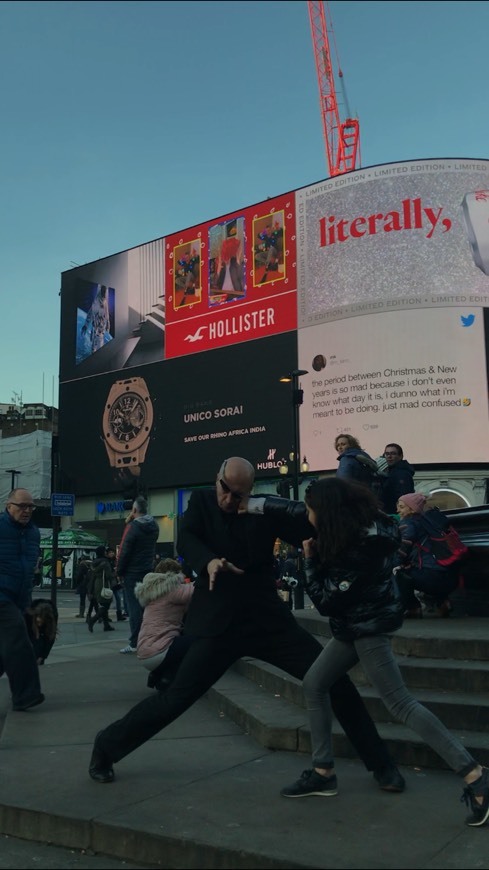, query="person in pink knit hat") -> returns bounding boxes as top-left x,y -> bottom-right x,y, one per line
394,493 -> 459,618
